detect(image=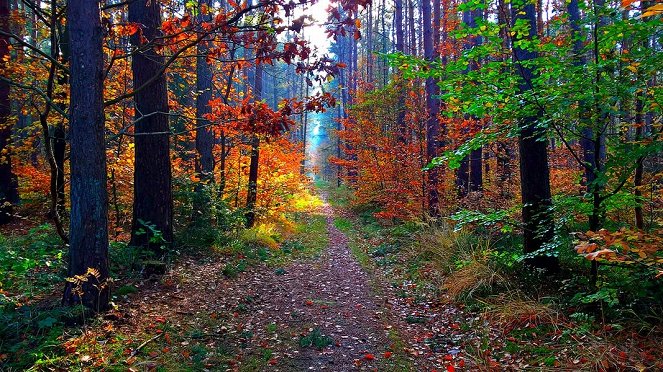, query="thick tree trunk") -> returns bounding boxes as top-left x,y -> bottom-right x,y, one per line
129,0 -> 173,252
63,0 -> 110,312
422,0 -> 440,216
0,0 -> 18,224
512,0 -> 558,271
